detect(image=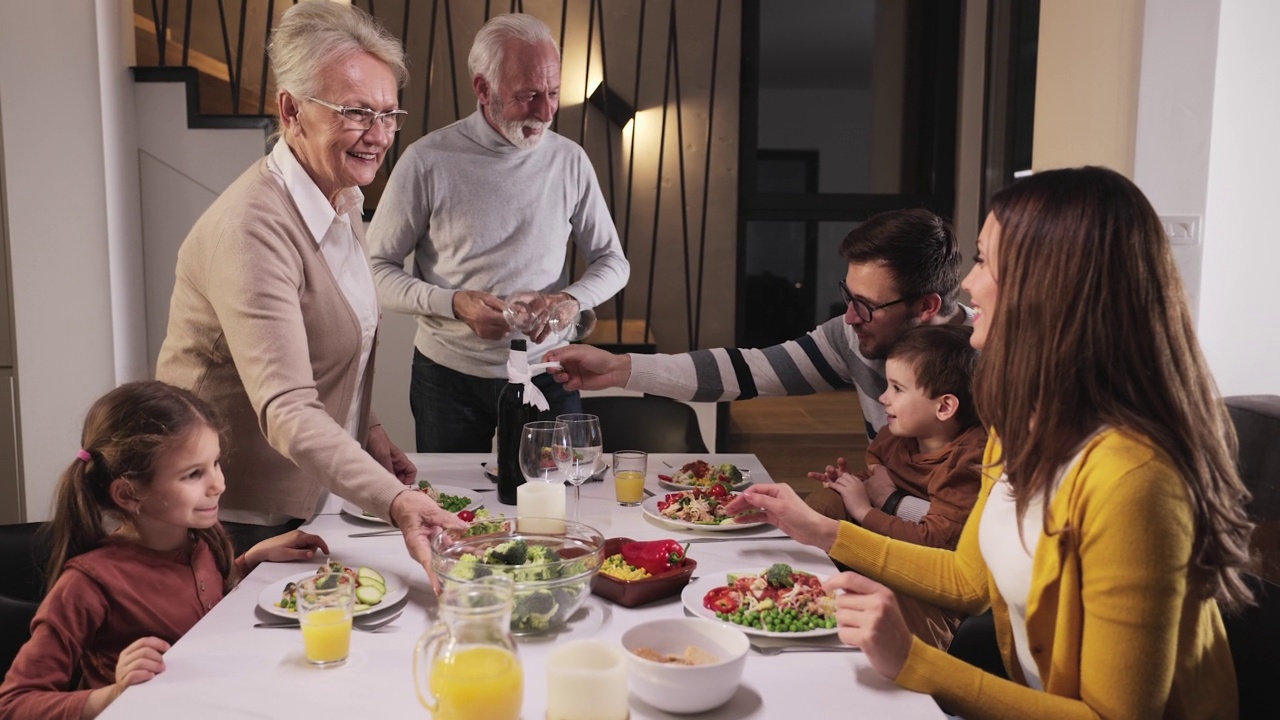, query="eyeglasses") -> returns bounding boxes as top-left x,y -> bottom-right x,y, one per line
837,280 -> 916,323
307,97 -> 408,132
